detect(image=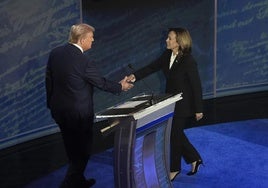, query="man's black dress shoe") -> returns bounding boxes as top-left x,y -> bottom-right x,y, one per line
86,178 -> 96,187
60,178 -> 96,188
